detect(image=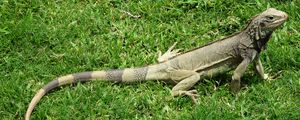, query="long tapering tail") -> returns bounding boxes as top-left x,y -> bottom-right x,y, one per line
25,66 -> 153,120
